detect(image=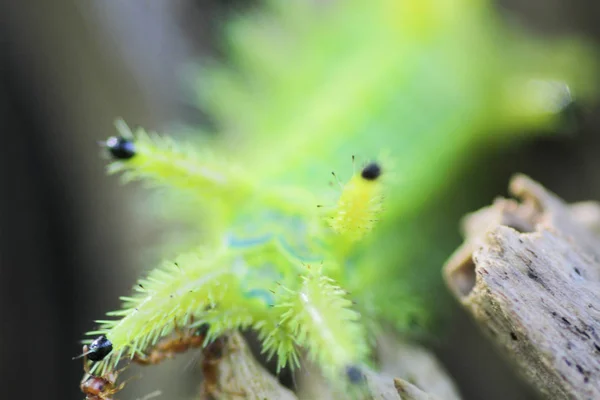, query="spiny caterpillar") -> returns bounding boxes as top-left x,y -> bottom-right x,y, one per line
78,0 -> 598,395
326,159 -> 385,242
83,121 -> 386,392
